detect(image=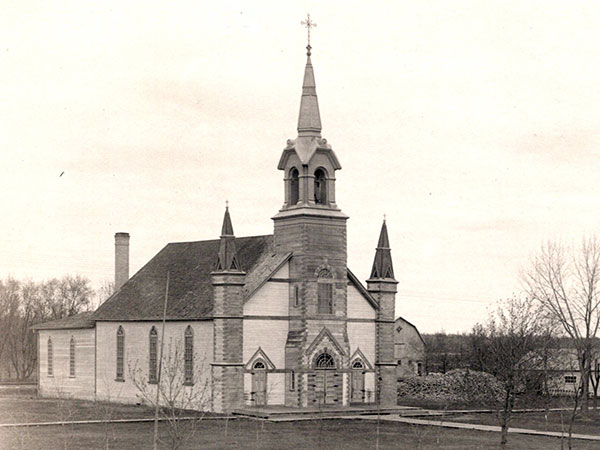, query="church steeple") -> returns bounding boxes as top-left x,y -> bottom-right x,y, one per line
369,219 -> 395,280
297,51 -> 322,137
215,205 -> 241,272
